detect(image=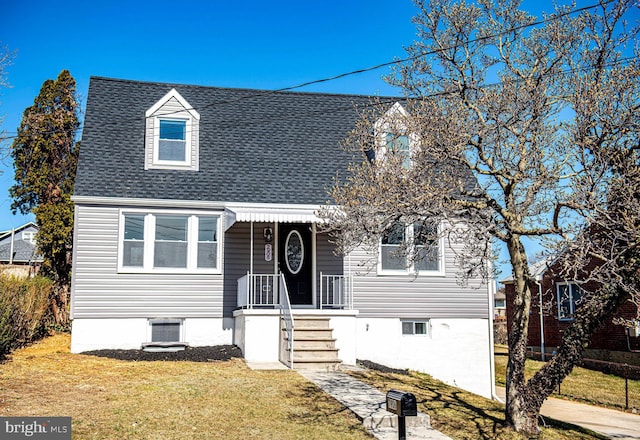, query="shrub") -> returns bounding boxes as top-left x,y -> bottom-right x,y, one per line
0,274 -> 53,358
